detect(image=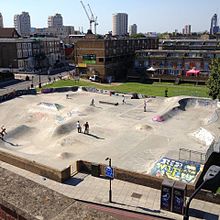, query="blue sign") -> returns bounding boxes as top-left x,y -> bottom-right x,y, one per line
105,166 -> 114,179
